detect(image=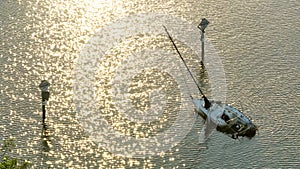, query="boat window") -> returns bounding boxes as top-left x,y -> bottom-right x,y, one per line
221,111 -> 230,122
